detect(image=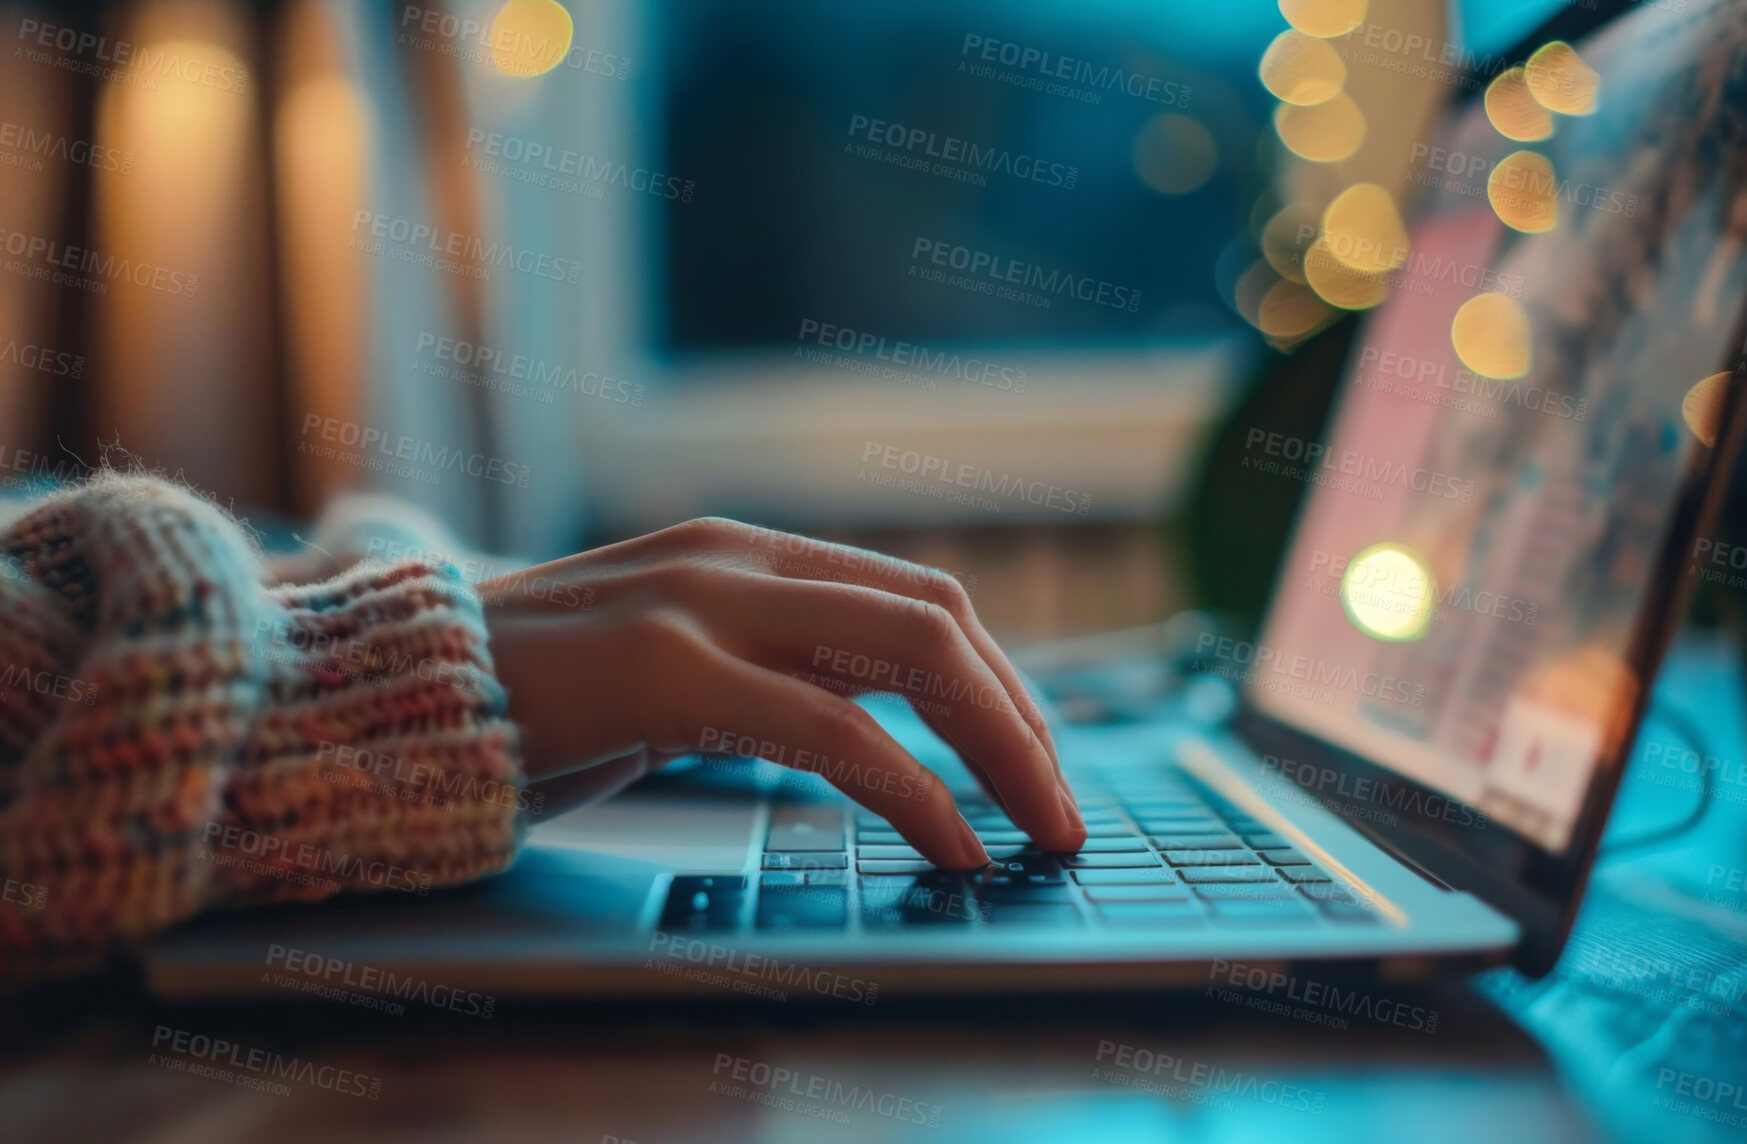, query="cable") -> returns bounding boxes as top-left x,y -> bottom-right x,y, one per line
1596,701 -> 1715,858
